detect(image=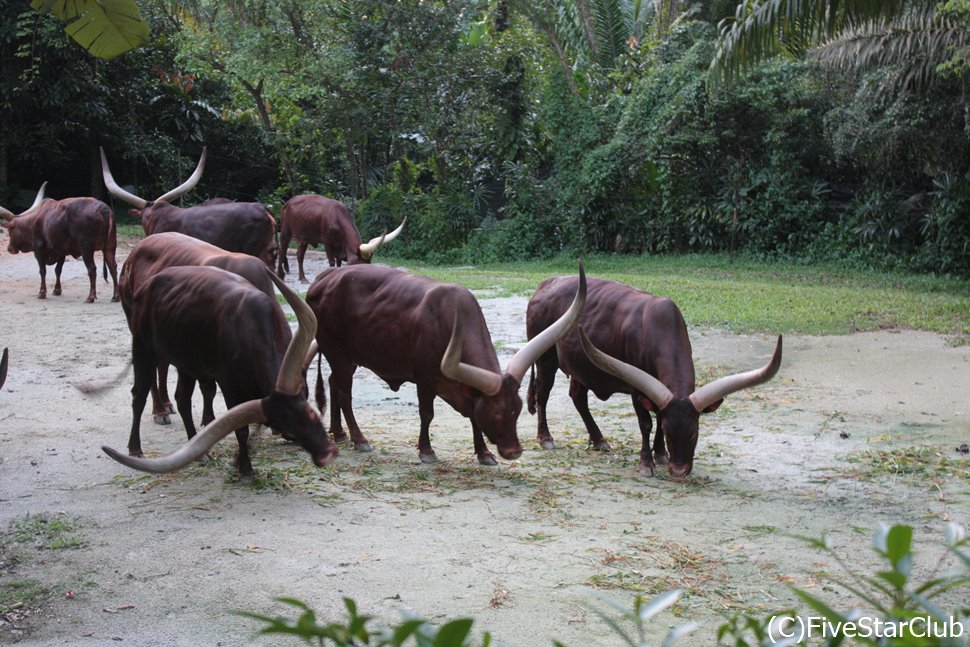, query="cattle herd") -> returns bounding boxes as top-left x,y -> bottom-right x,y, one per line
0,150 -> 783,480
